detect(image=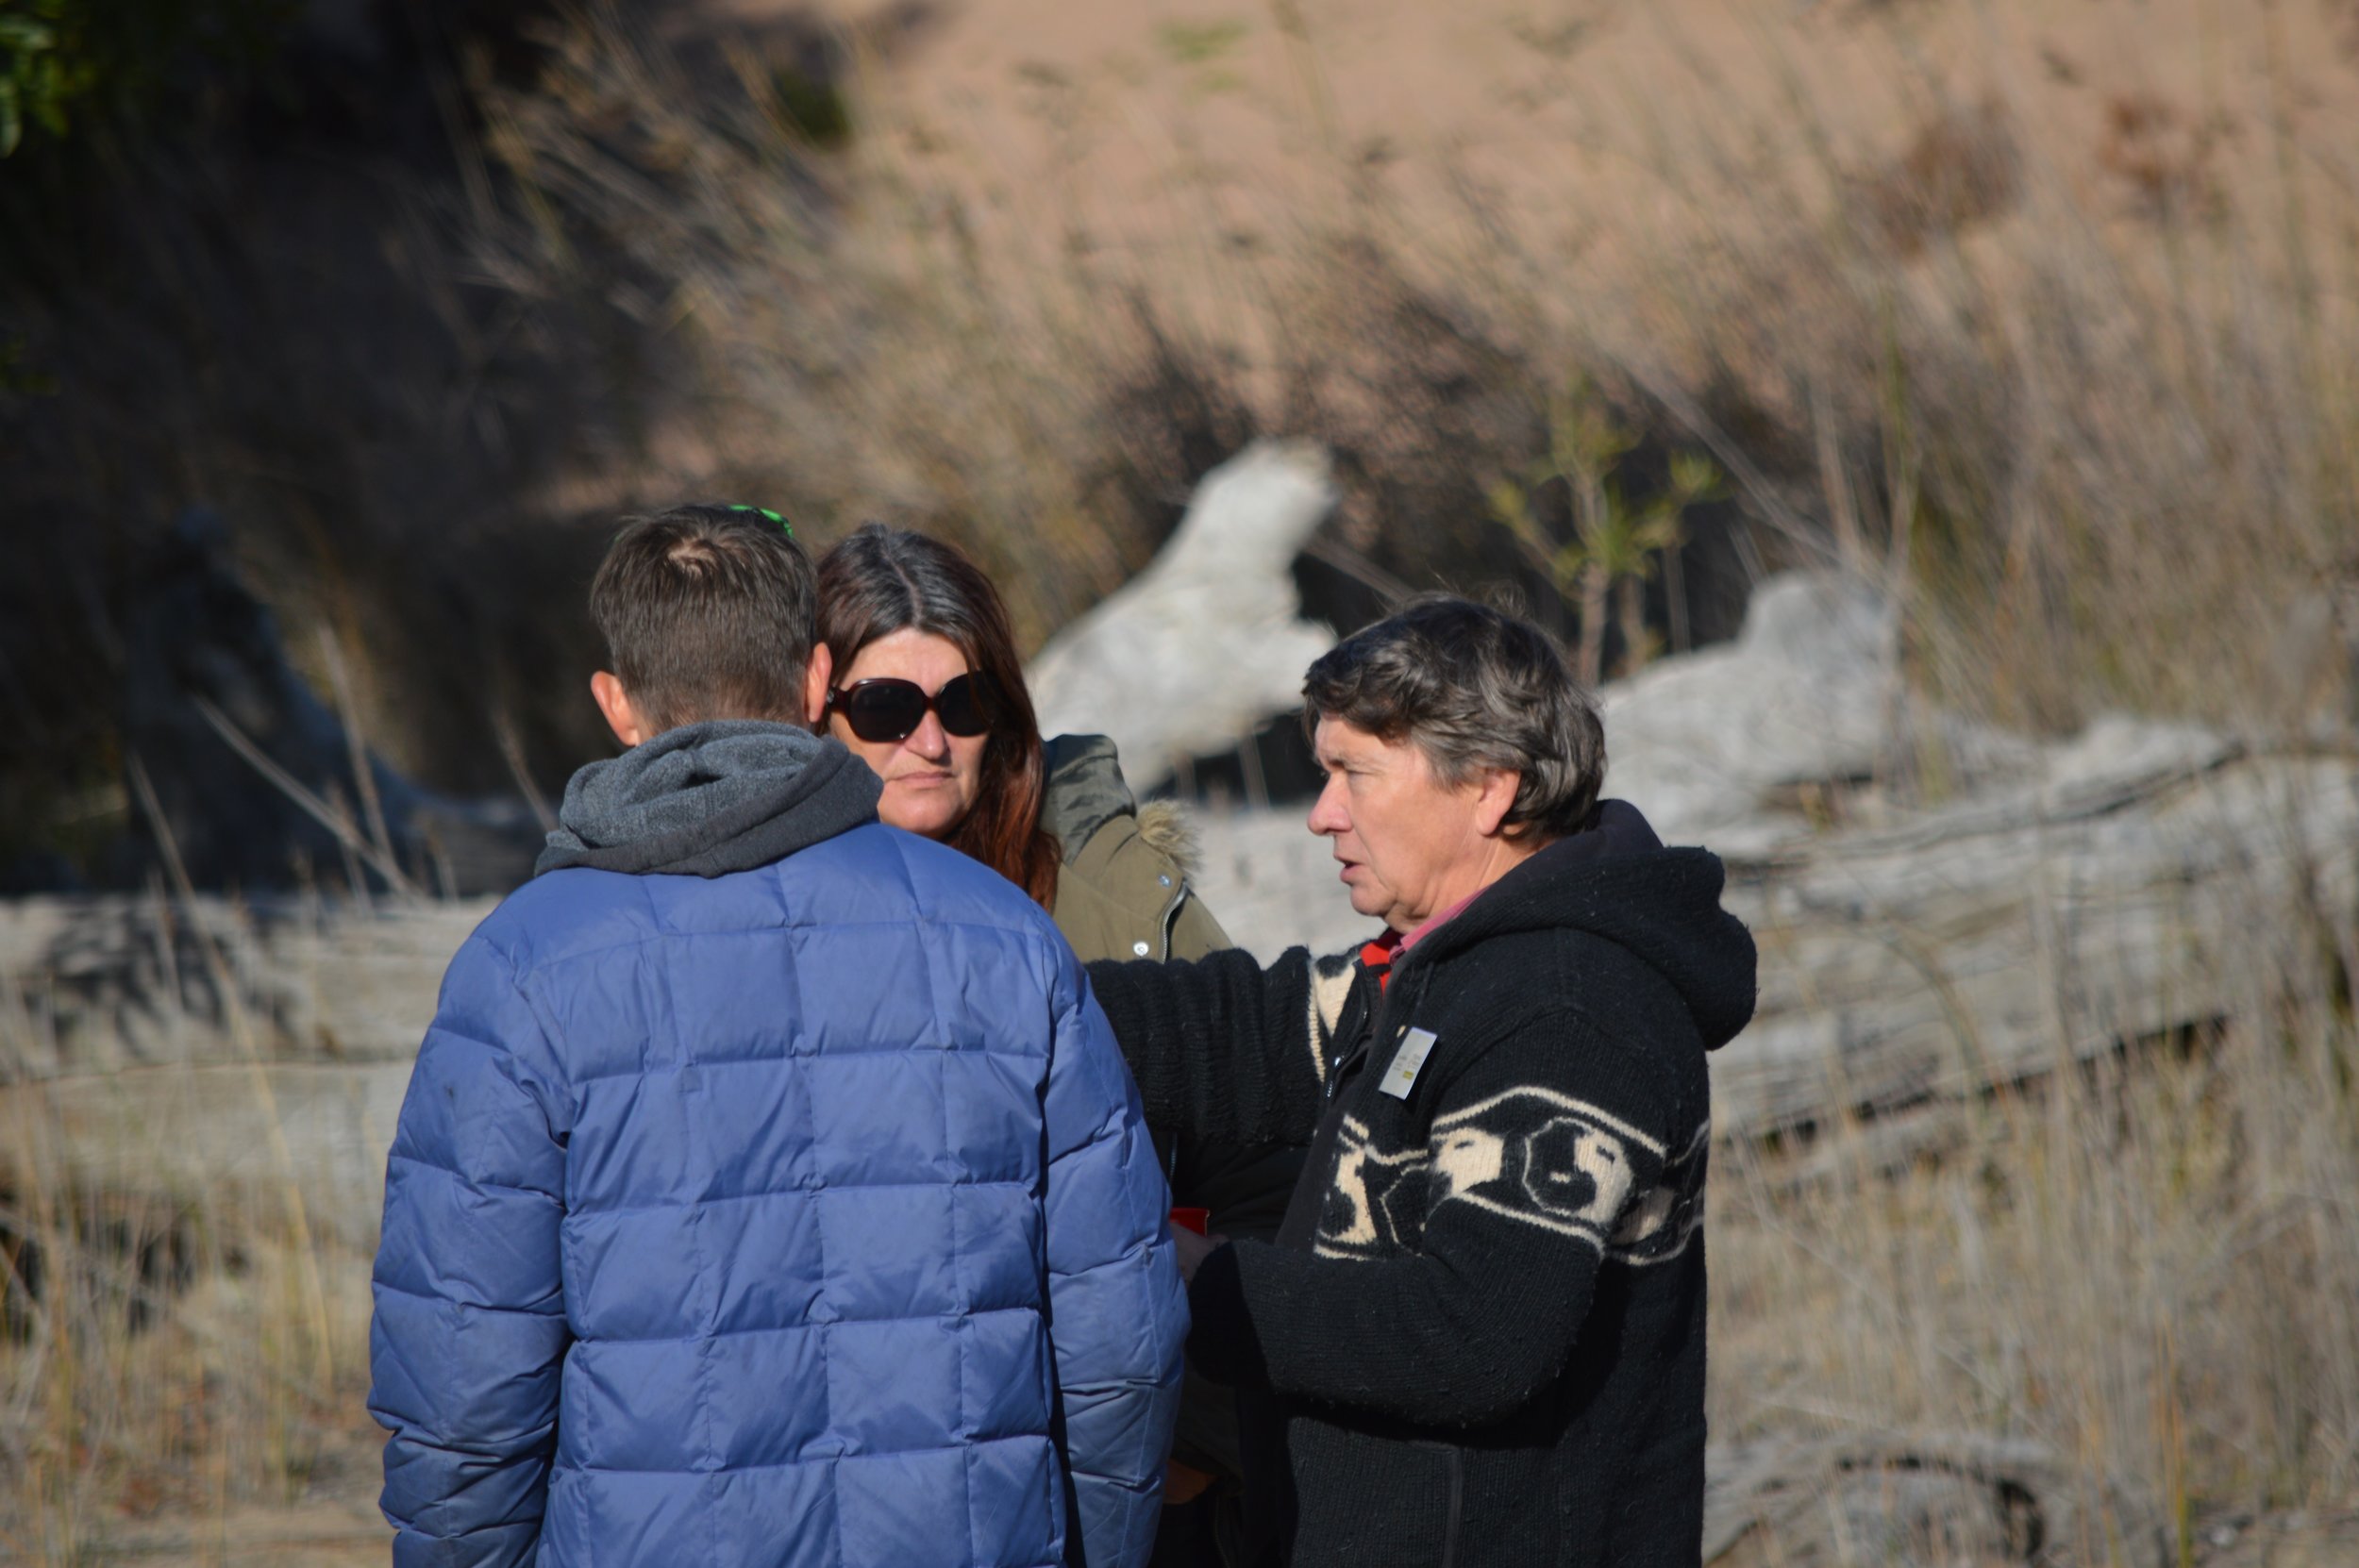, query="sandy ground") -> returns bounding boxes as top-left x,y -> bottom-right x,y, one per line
683,0 -> 2359,358
71,1495 -> 386,1567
